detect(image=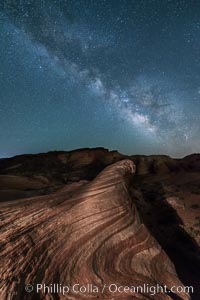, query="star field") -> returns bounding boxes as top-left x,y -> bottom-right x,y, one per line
0,0 -> 200,157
